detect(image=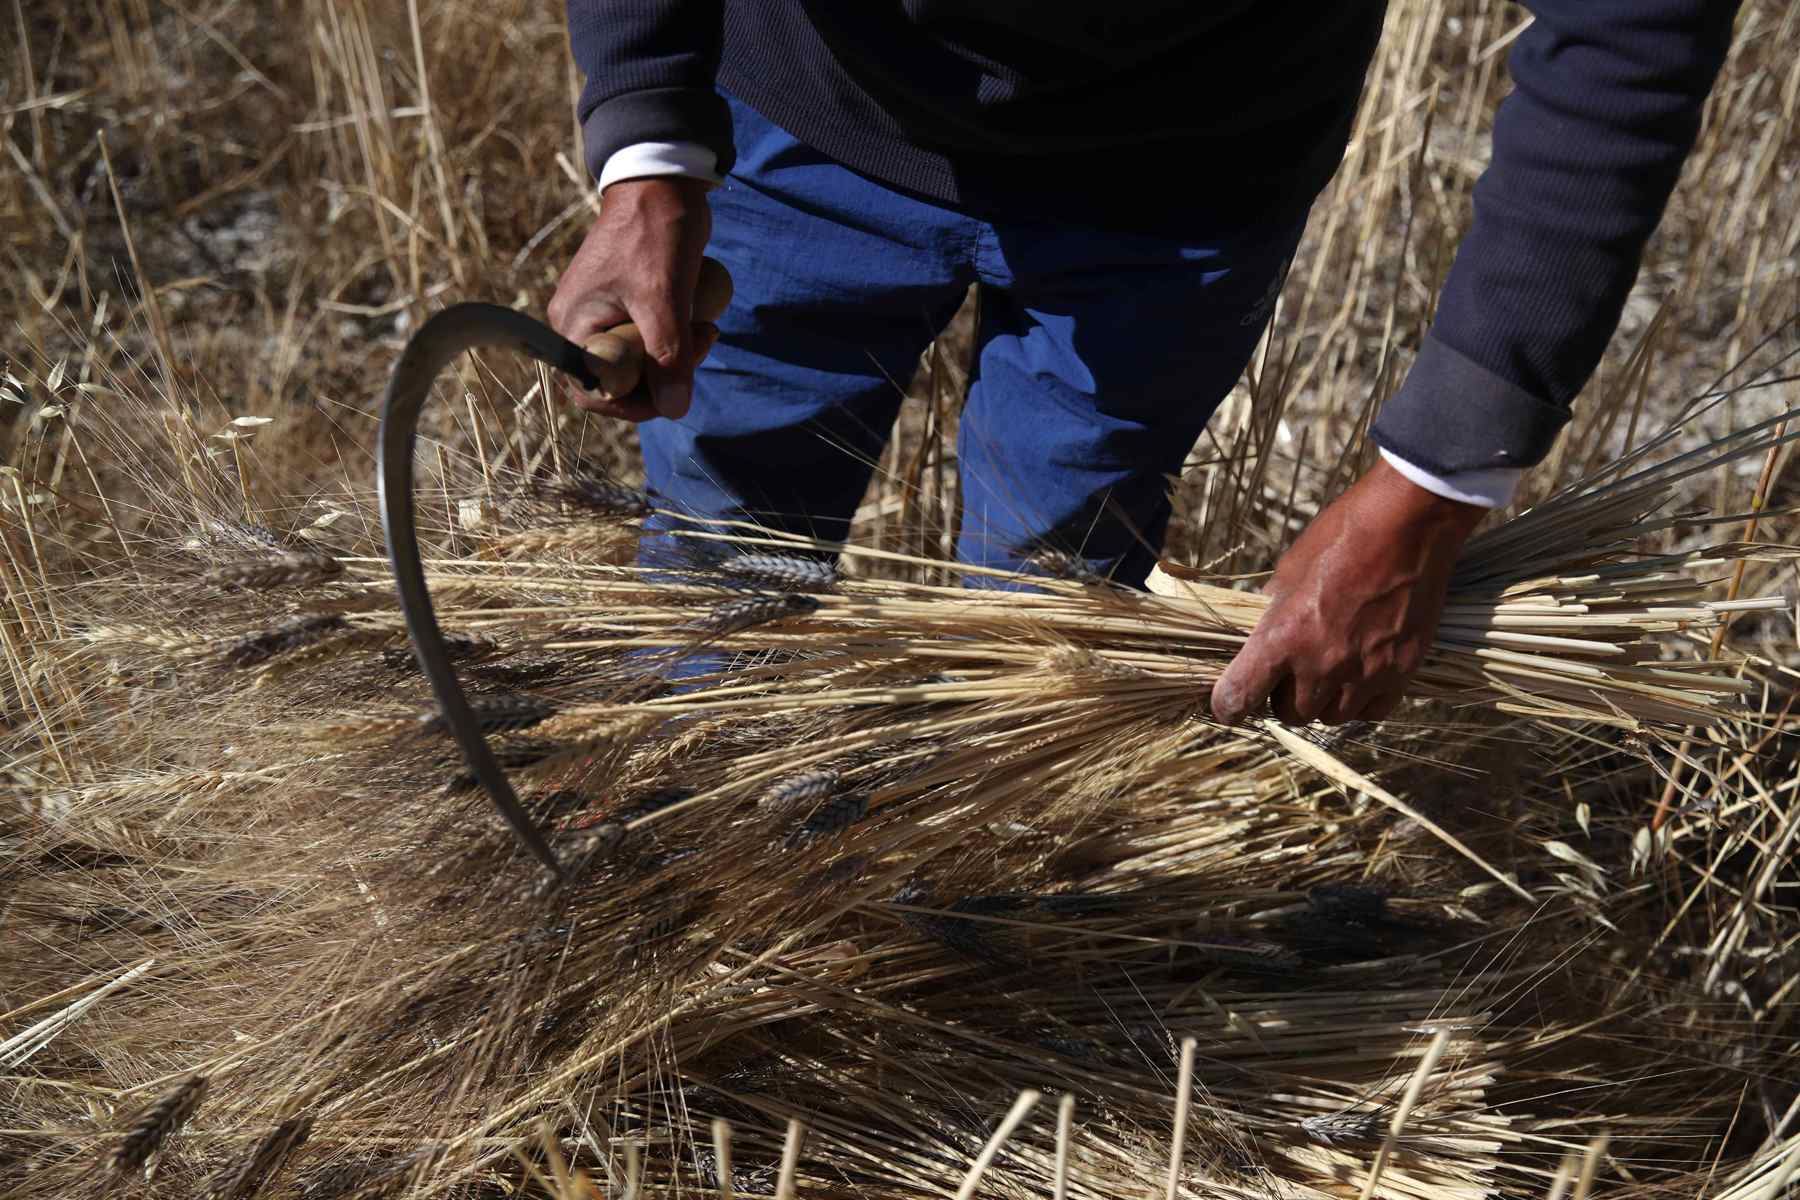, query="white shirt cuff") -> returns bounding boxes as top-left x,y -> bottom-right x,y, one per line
598,142 -> 723,191
1378,447 -> 1522,509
